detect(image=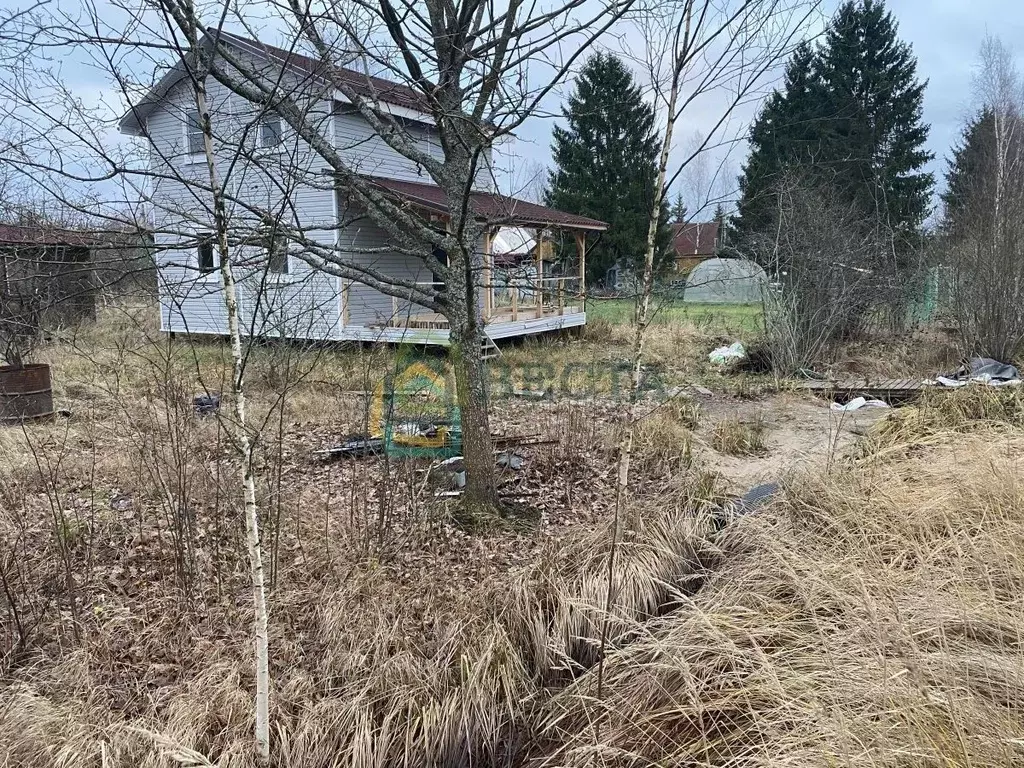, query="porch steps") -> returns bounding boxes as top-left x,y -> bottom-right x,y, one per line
481,333 -> 501,361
